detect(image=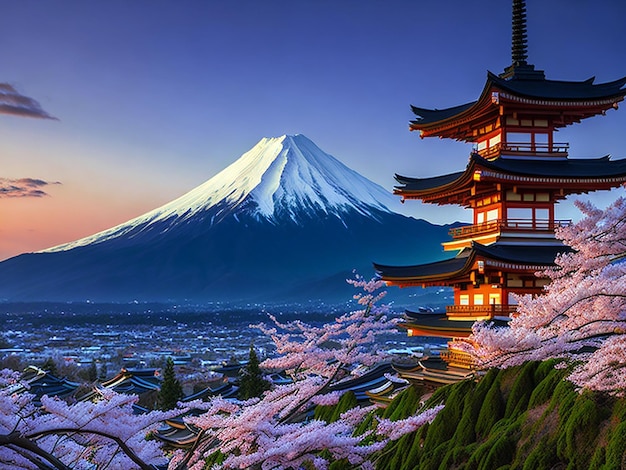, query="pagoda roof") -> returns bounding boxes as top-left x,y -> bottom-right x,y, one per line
410,71 -> 626,140
395,153 -> 626,205
374,242 -> 566,284
399,312 -> 510,339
